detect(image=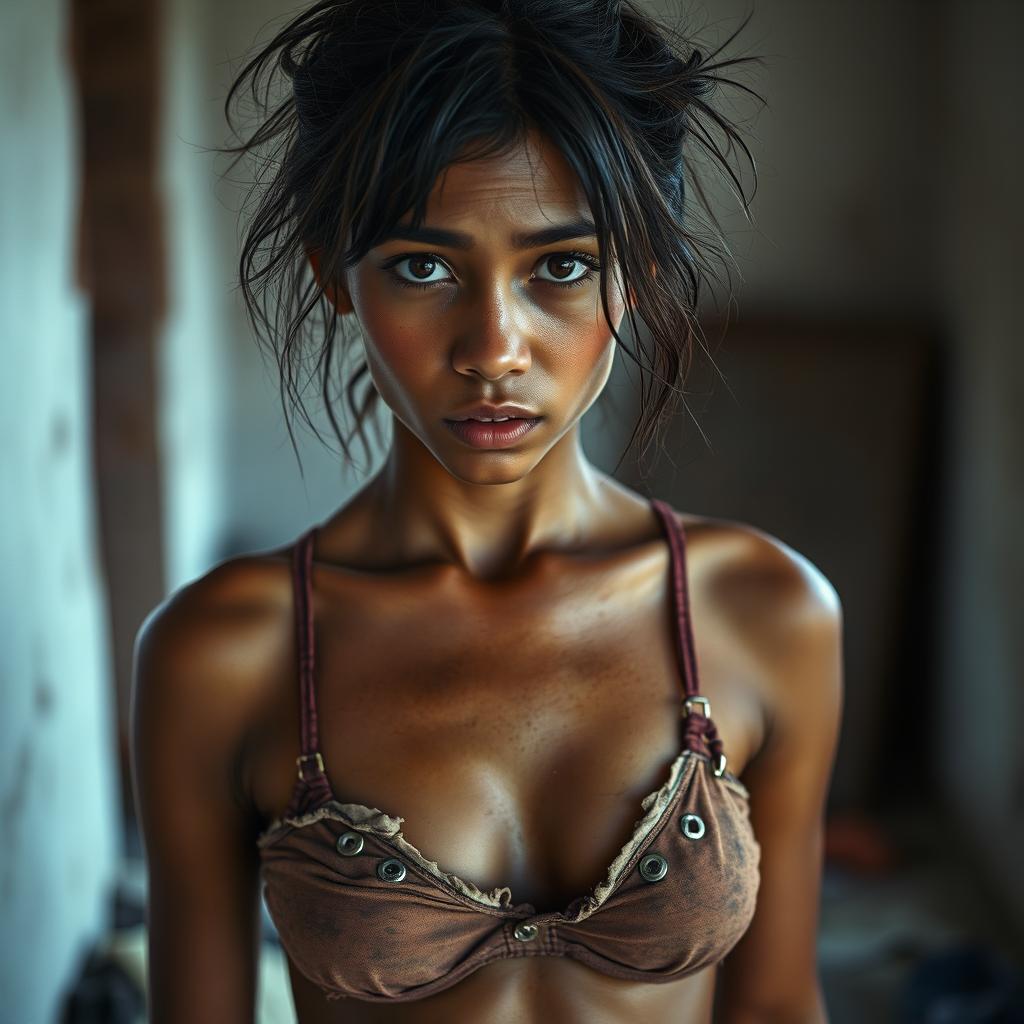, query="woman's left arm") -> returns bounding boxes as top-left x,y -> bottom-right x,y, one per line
713,545 -> 845,1024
